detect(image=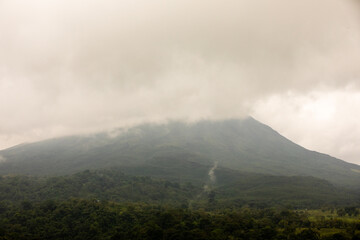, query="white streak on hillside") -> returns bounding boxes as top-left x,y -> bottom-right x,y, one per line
204,161 -> 218,192
209,161 -> 218,183
0,155 -> 6,163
